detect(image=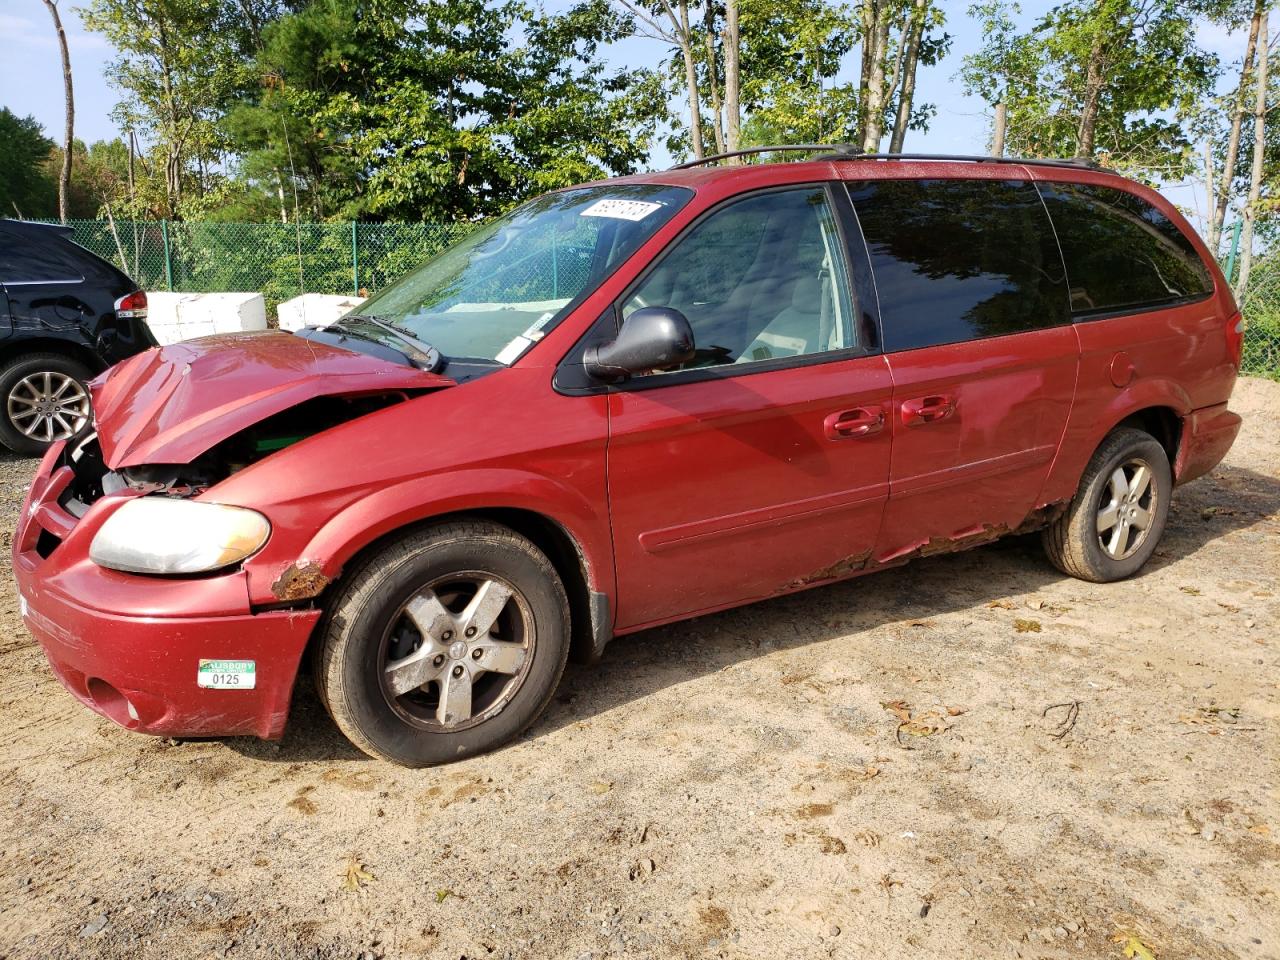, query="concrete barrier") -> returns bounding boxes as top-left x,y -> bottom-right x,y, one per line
277,293 -> 366,332
145,292 -> 268,345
